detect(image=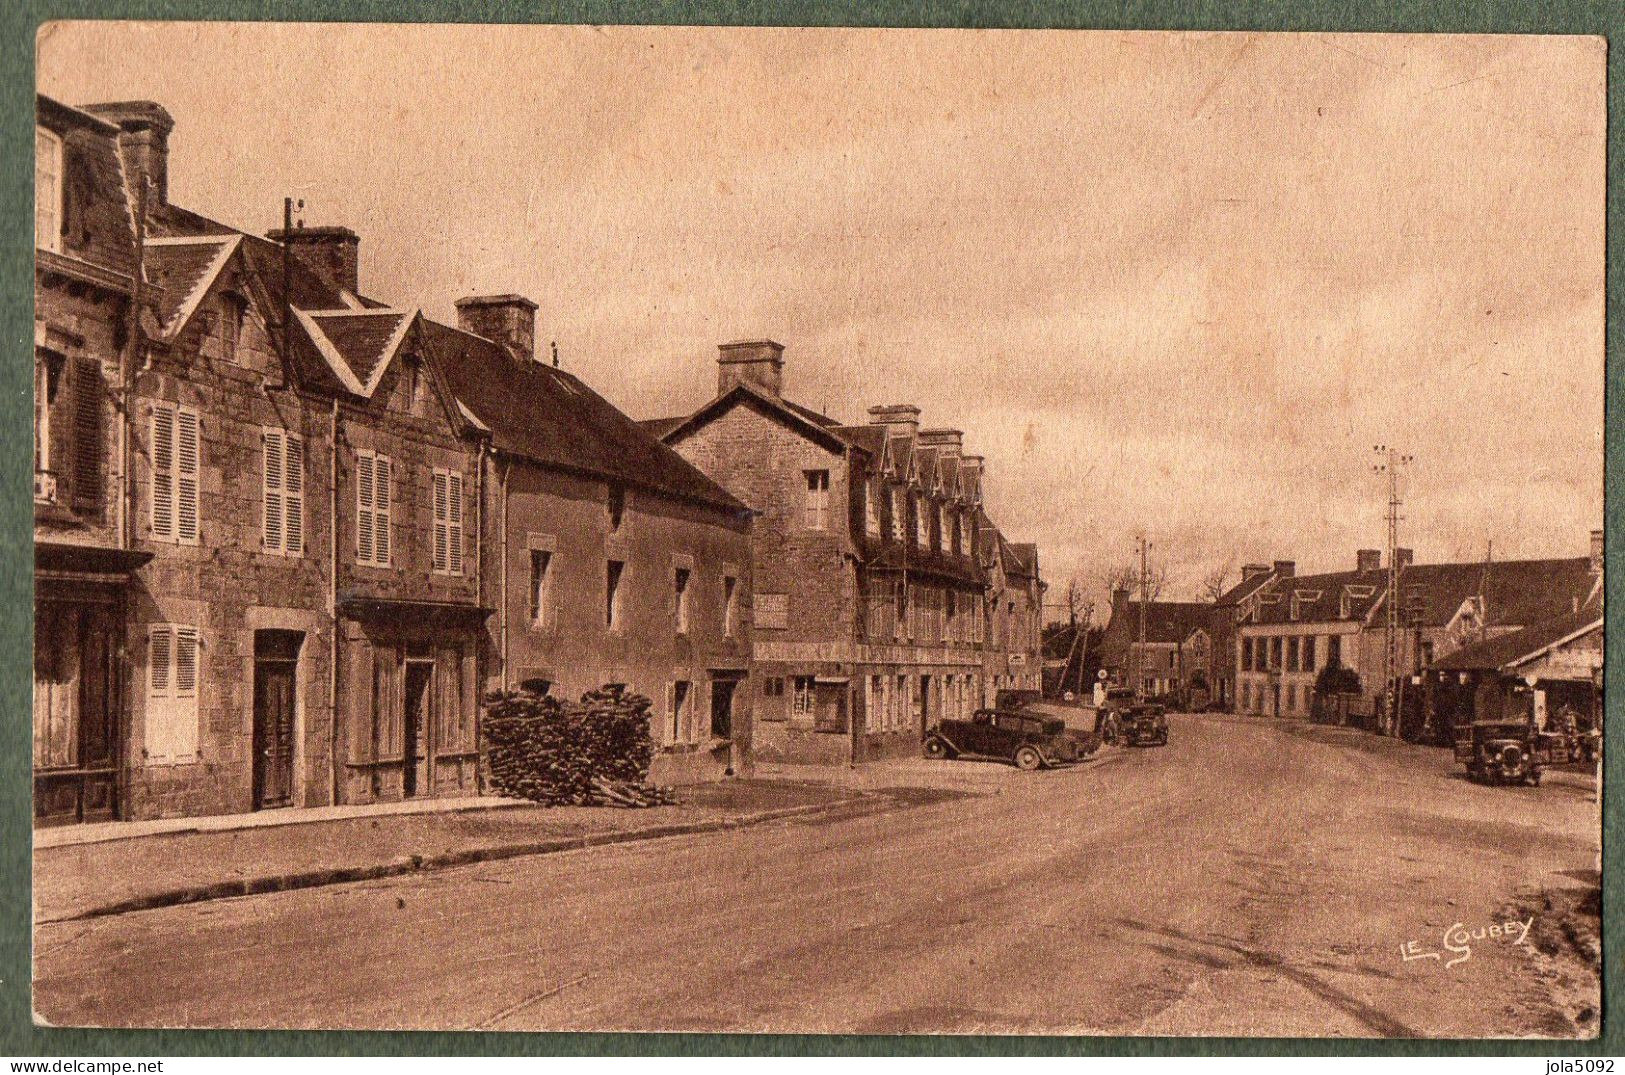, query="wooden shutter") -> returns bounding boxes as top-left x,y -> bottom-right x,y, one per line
284,433 -> 304,554
175,408 -> 200,543
262,428 -> 284,552
149,626 -> 171,698
432,470 -> 449,572
374,456 -> 392,565
70,357 -> 102,513
447,473 -> 464,574
150,407 -> 175,539
356,452 -> 375,563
